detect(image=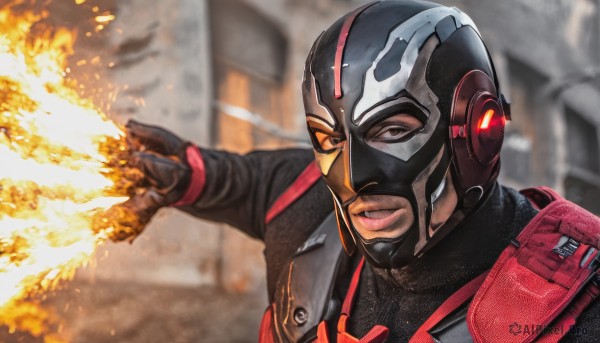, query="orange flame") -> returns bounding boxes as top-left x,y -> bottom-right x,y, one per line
0,1 -> 129,340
